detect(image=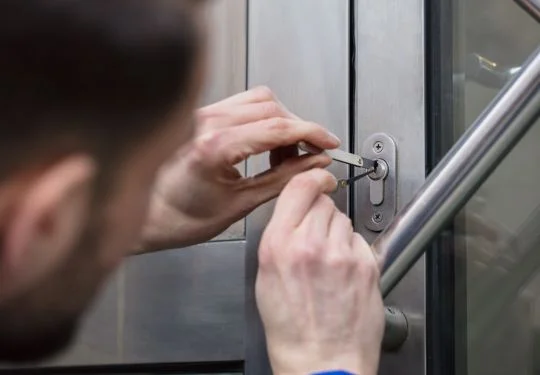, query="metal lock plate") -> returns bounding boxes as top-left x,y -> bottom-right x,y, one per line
359,133 -> 397,232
